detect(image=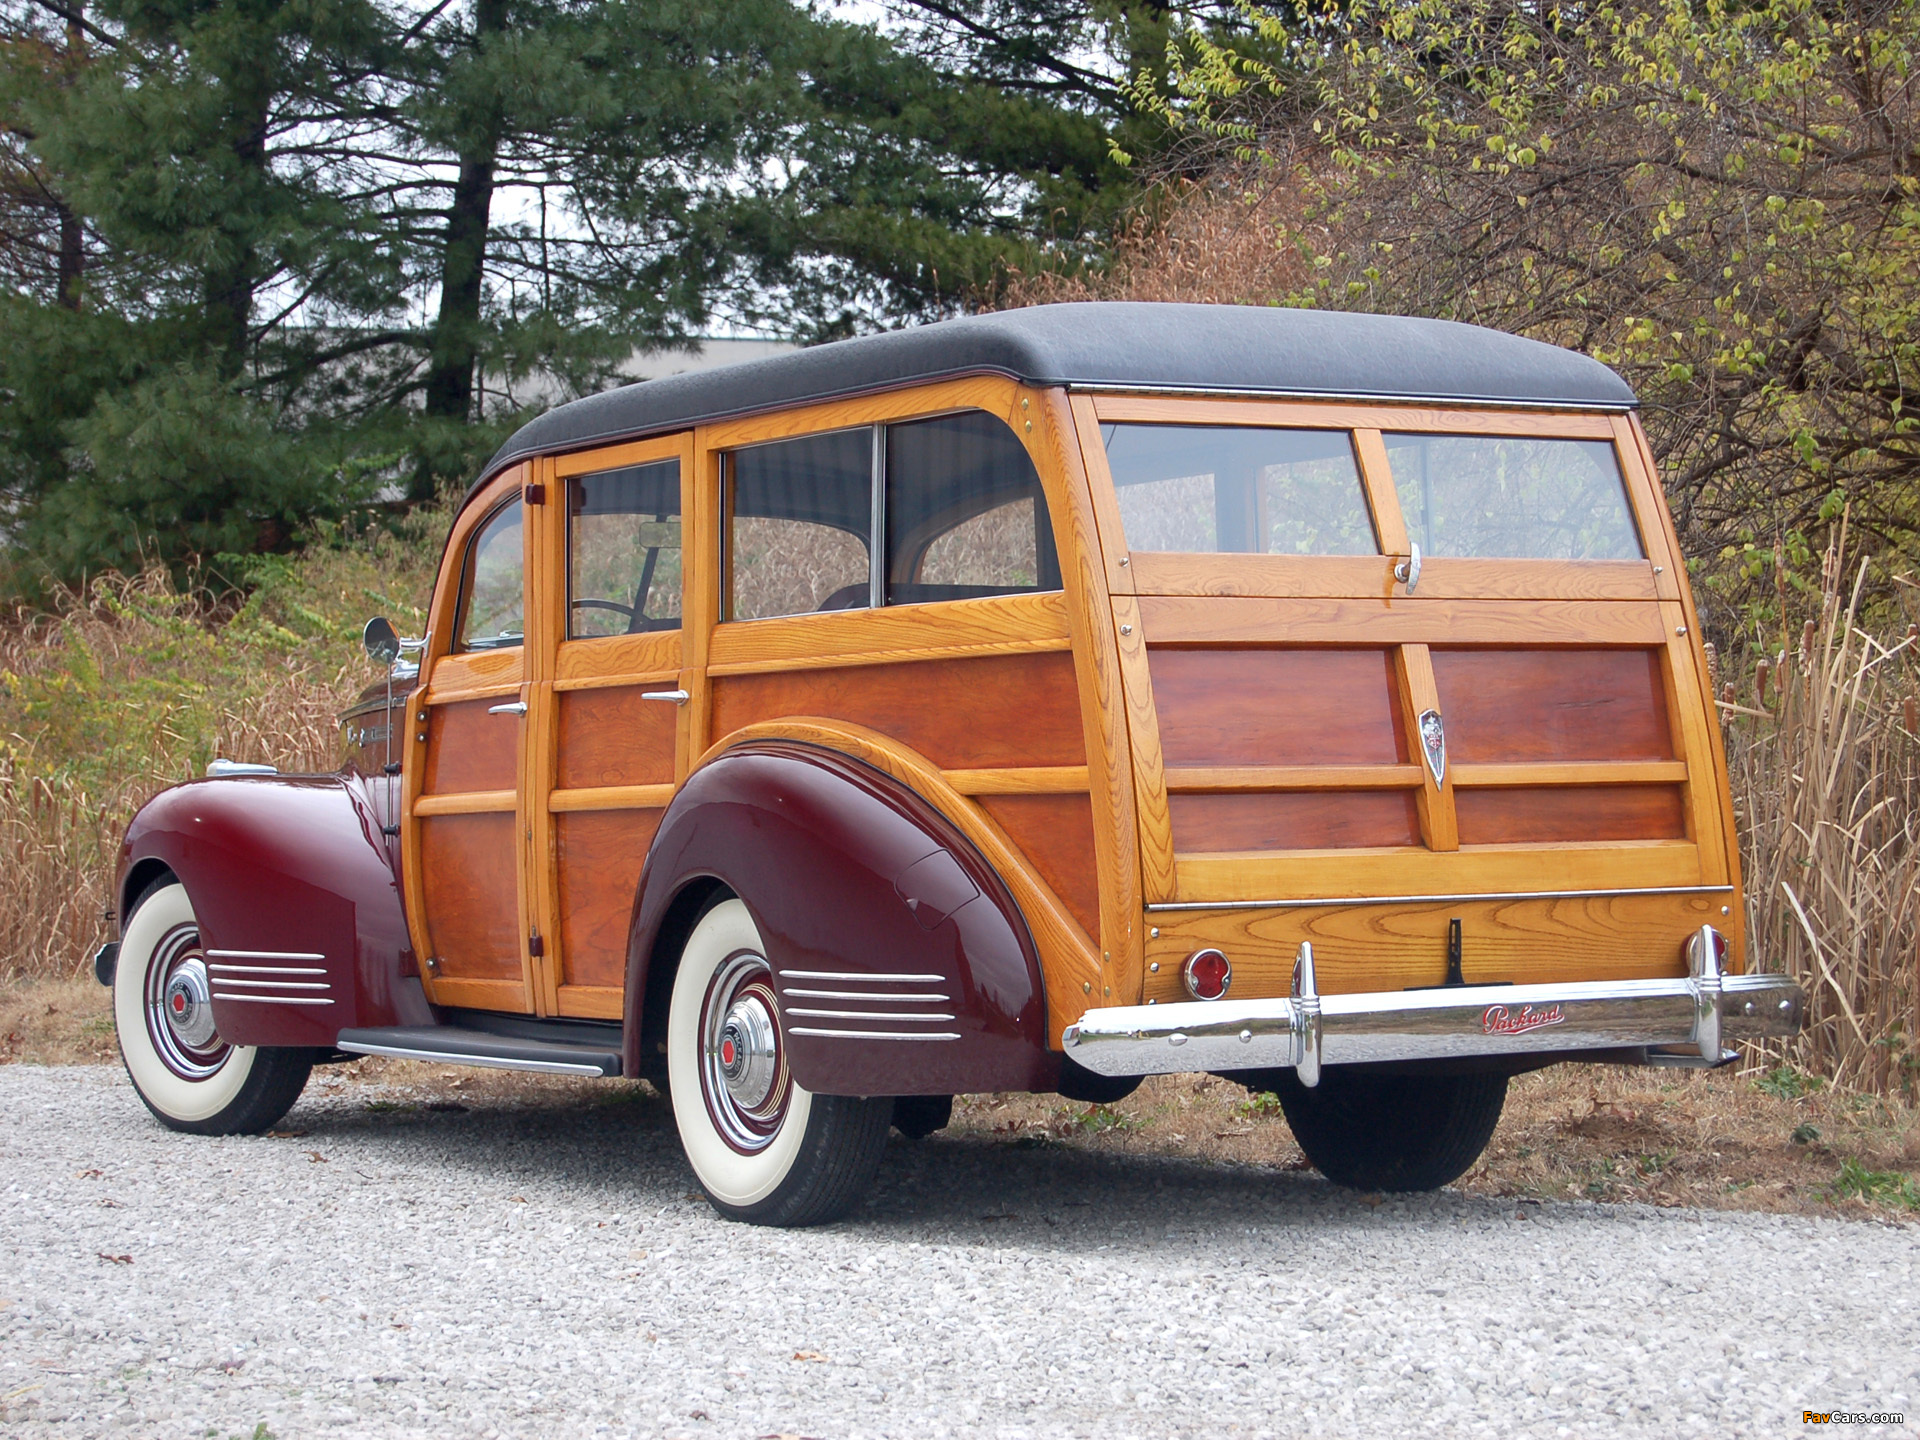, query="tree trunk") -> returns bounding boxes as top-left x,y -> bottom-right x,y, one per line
421,0 -> 508,451
55,6 -> 83,309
